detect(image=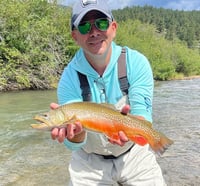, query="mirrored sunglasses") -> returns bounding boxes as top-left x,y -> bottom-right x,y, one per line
77,18 -> 111,35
